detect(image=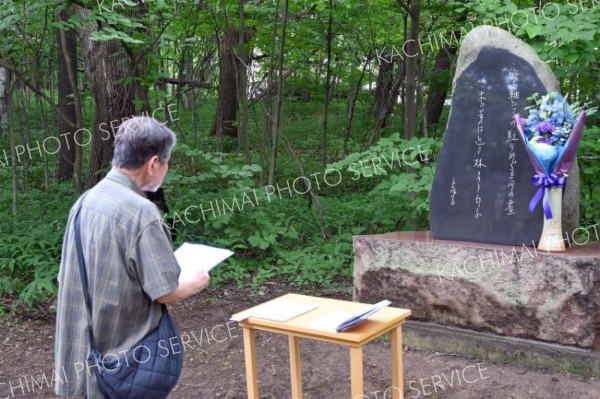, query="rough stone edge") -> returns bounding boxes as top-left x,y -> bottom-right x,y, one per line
453,26 -> 559,93
403,320 -> 600,377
